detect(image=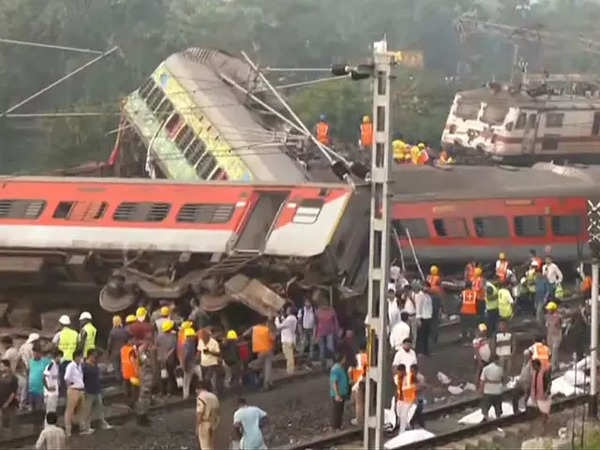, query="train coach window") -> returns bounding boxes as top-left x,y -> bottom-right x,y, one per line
514,215 -> 546,237
433,218 -> 469,238
138,78 -> 155,99
293,199 -> 324,224
545,113 -> 564,128
473,216 -> 509,238
542,136 -> 559,151
0,200 -> 45,219
552,215 -> 582,236
392,219 -> 429,239
177,204 -> 235,223
515,113 -> 527,130
53,201 -> 108,220
113,202 -> 170,222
